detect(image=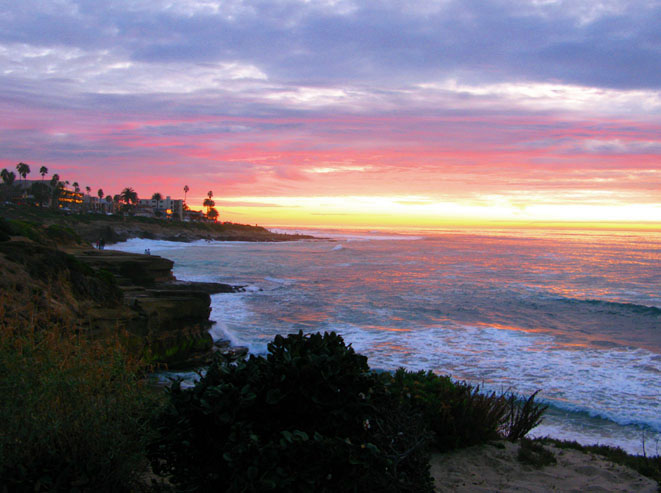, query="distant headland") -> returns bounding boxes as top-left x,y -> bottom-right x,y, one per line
1,162 -> 313,244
